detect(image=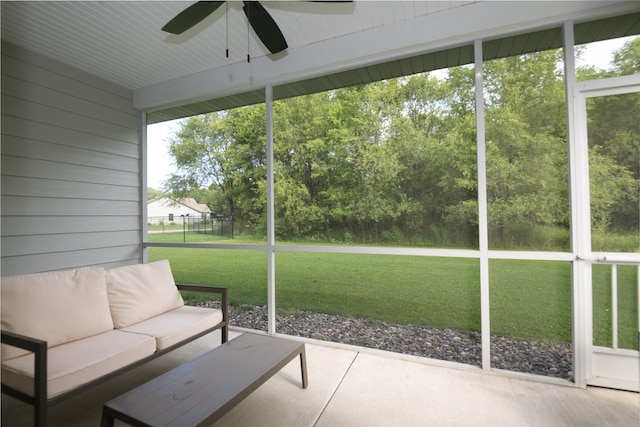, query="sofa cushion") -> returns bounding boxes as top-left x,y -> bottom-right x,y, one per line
1,330 -> 156,398
107,260 -> 184,329
1,267 -> 114,361
120,305 -> 224,350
